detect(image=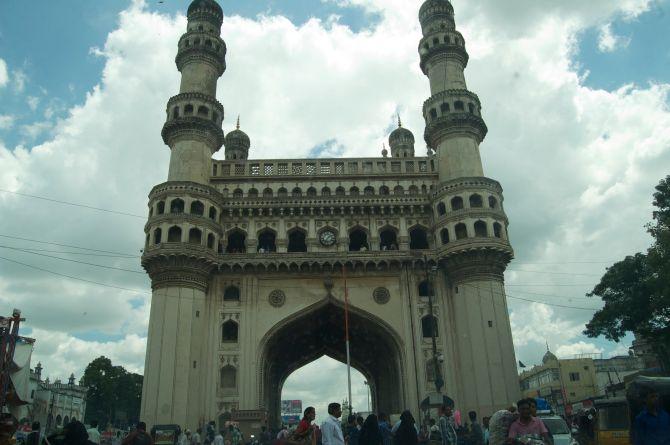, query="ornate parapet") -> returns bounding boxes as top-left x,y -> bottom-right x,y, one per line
175,33 -> 226,75
439,240 -> 513,283
161,116 -> 225,152
419,35 -> 469,73
424,112 -> 487,147
142,244 -> 219,291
